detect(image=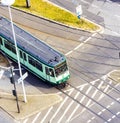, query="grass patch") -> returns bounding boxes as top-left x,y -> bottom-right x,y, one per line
13,0 -> 99,31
